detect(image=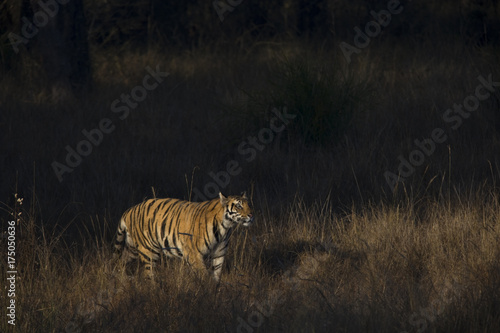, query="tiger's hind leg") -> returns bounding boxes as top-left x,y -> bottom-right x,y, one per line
129,246 -> 158,281
138,256 -> 158,281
